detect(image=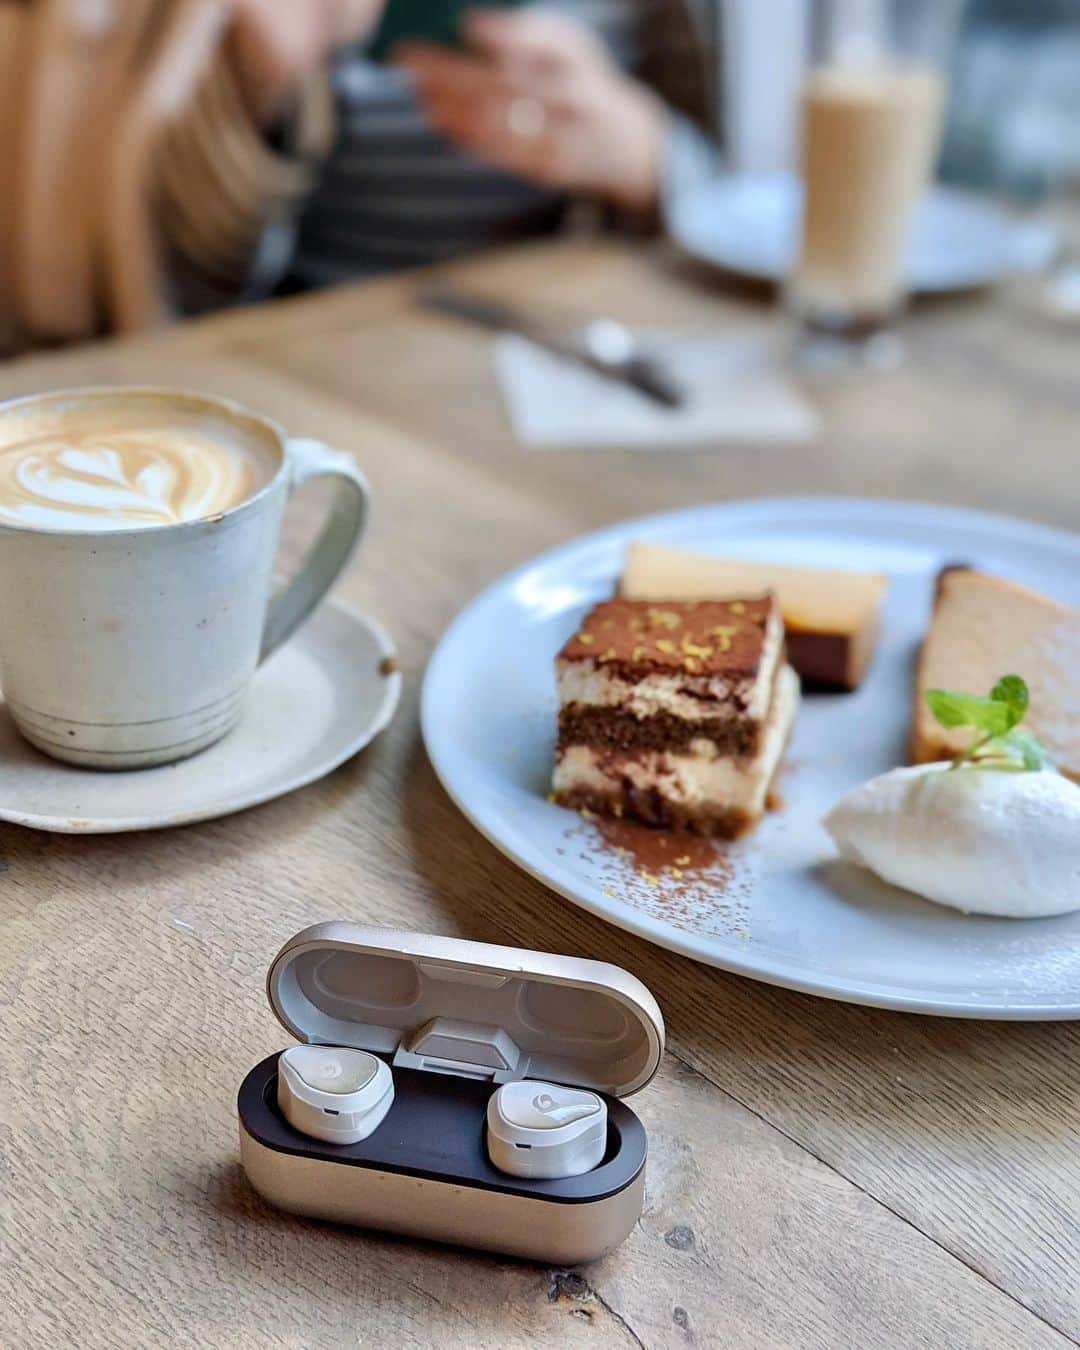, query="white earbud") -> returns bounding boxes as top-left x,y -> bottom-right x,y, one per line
486,1081 -> 607,1179
277,1045 -> 394,1145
